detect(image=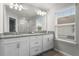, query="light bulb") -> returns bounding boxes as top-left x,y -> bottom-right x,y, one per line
41,11 -> 47,16
39,12 -> 42,15
19,8 -> 22,11
41,12 -> 44,16
37,10 -> 42,15
19,5 -> 23,9
9,3 -> 14,9
18,5 -> 23,11
14,6 -> 18,10
9,5 -> 13,9
14,4 -> 18,10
